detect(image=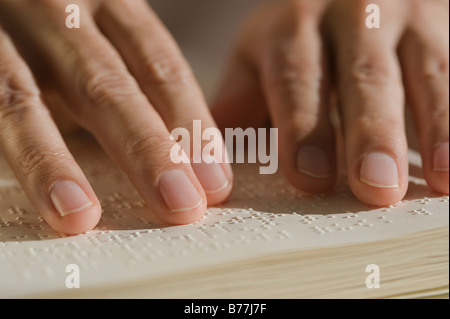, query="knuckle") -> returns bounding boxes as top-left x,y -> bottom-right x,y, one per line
120,130 -> 171,167
347,57 -> 396,85
430,107 -> 449,125
15,143 -> 72,180
423,56 -> 449,82
0,102 -> 32,126
272,67 -> 322,92
0,75 -> 42,124
78,70 -> 137,109
268,47 -> 322,92
351,113 -> 402,137
142,53 -> 193,87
